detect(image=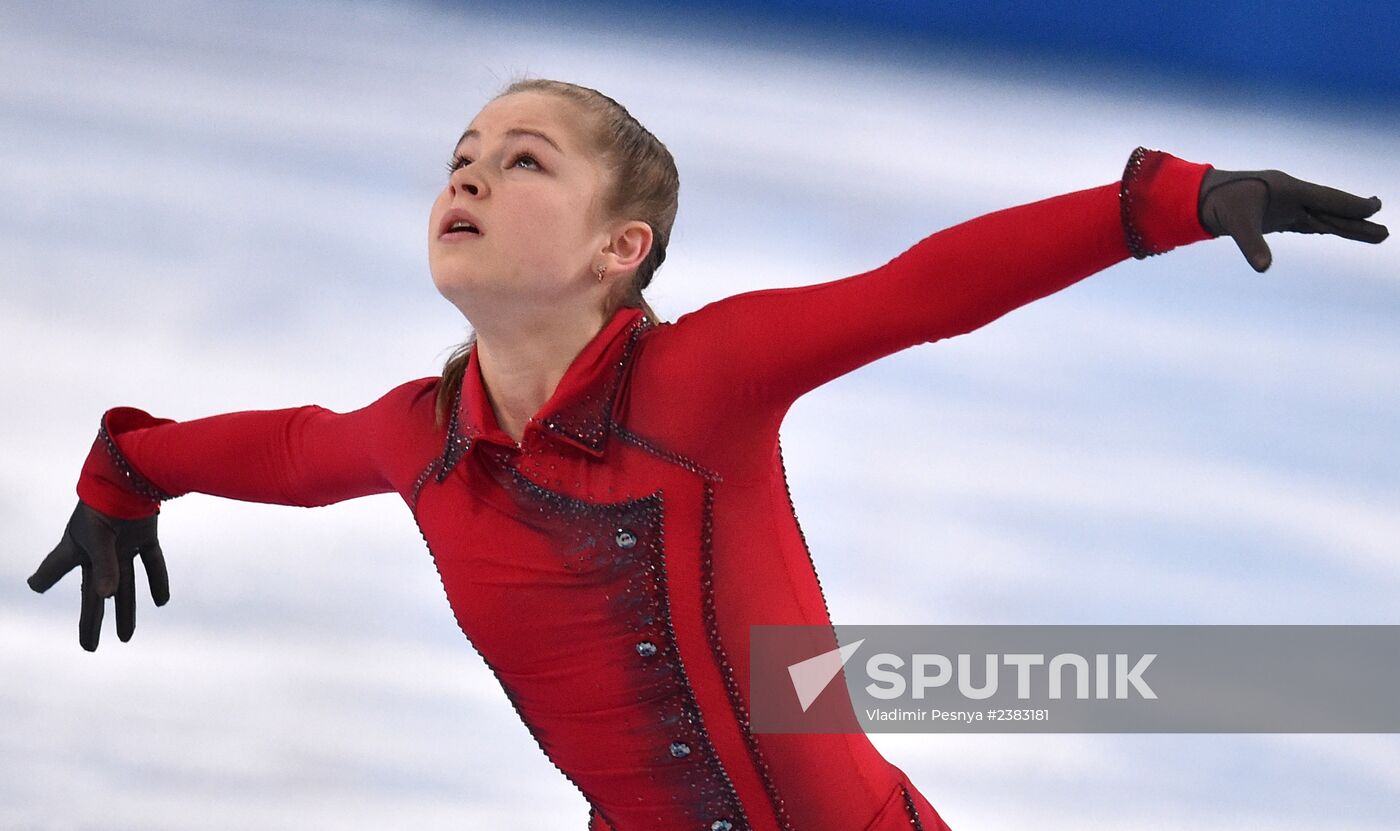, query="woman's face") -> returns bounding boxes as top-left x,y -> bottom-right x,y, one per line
428,92 -> 612,318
